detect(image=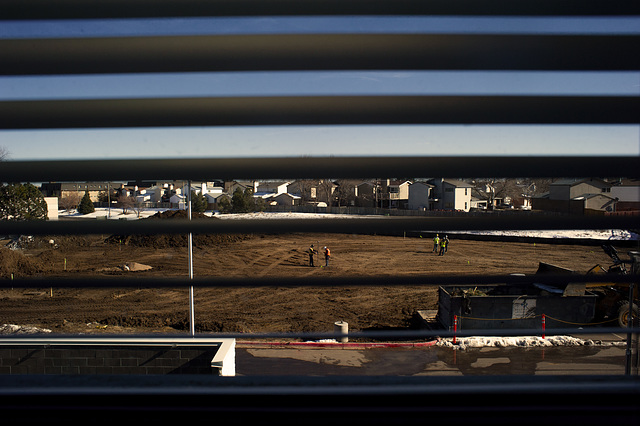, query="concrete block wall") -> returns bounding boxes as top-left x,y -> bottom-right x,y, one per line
0,338 -> 236,376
